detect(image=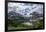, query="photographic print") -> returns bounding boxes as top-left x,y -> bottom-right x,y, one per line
7,1 -> 44,31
